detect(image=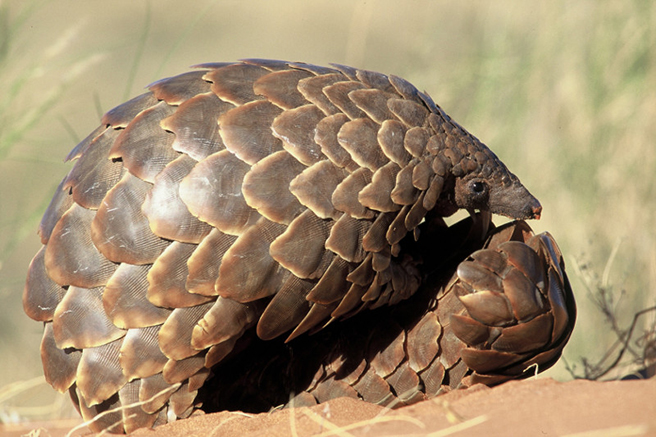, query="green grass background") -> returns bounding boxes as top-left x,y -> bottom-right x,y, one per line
1,0 -> 654,423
